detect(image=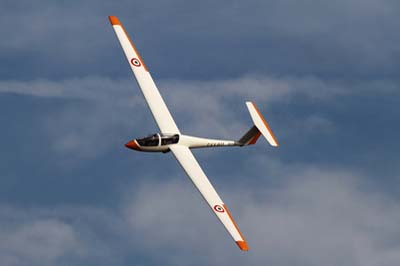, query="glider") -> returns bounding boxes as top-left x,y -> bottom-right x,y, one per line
108,16 -> 279,251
